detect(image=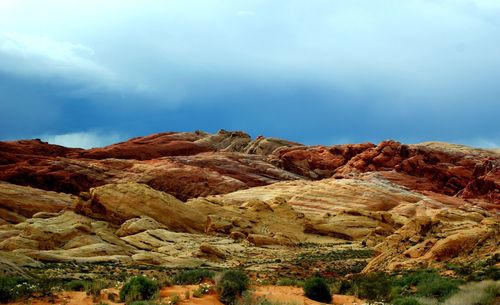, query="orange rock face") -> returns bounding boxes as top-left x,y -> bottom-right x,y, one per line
271,140 -> 500,207
0,131 -> 498,274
